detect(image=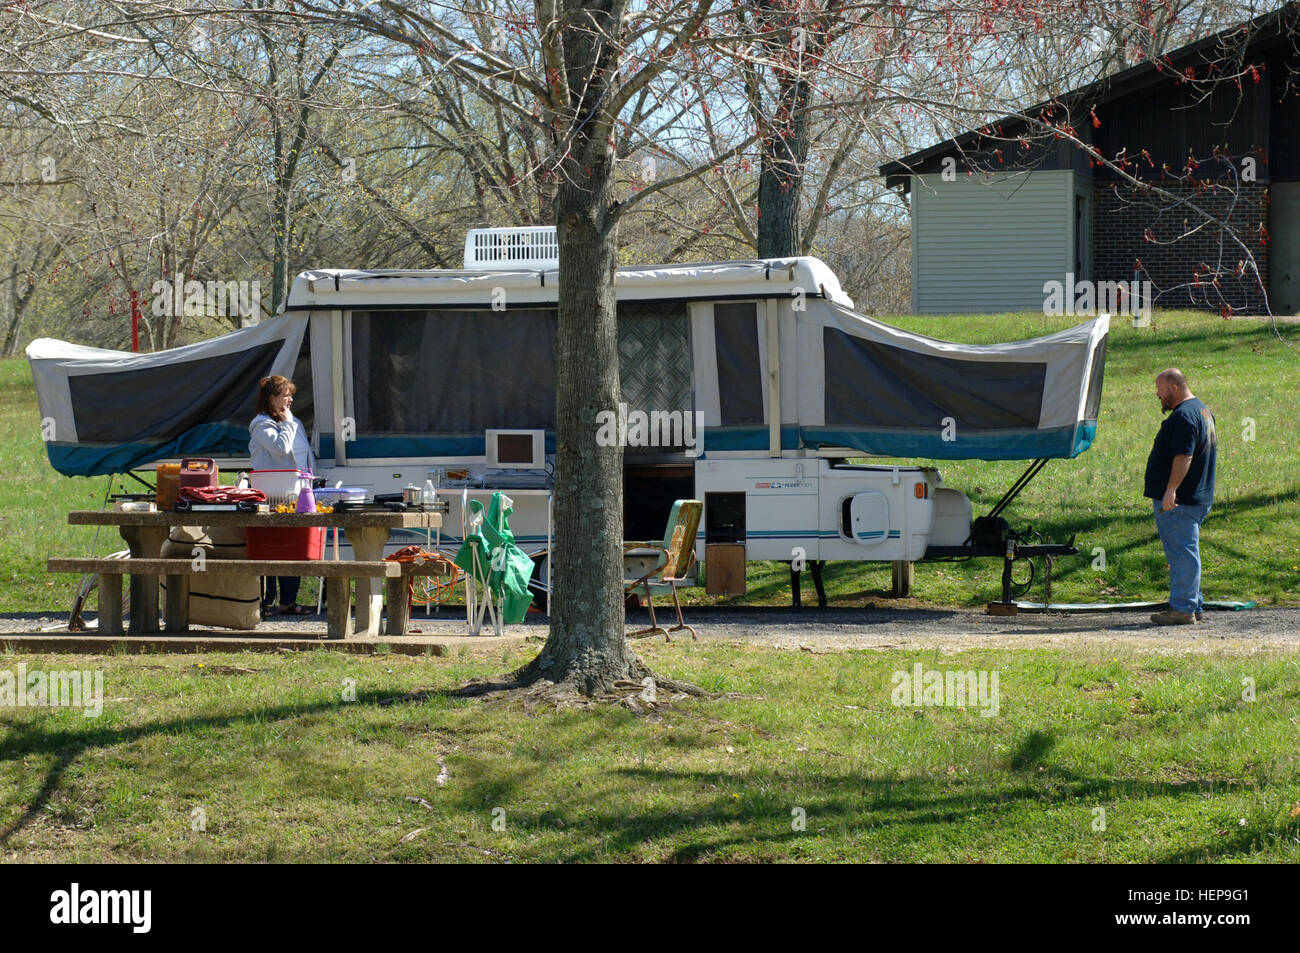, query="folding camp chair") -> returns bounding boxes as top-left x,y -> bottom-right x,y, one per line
454,492 -> 534,636
624,499 -> 702,641
455,494 -> 500,637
